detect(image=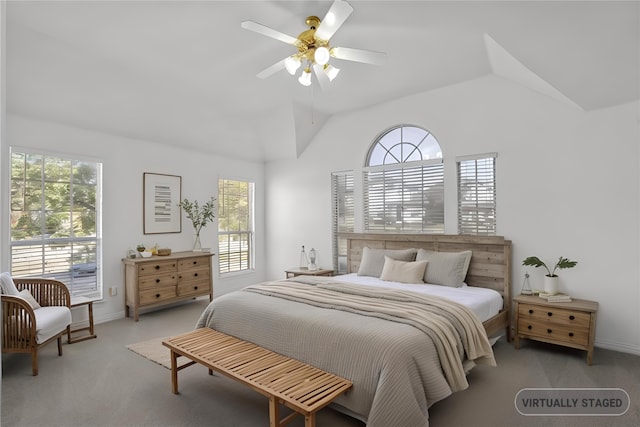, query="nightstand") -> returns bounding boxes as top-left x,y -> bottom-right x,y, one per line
285,268 -> 334,278
514,294 -> 598,365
